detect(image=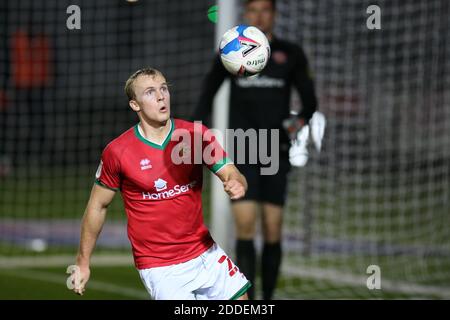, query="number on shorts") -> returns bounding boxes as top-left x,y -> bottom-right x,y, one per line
218,255 -> 239,277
